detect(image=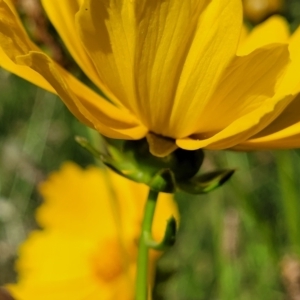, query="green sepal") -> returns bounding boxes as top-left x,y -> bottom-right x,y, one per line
107,139 -> 204,182
144,216 -> 177,251
75,136 -> 102,157
75,136 -> 234,194
149,169 -> 176,193
177,169 -> 235,194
